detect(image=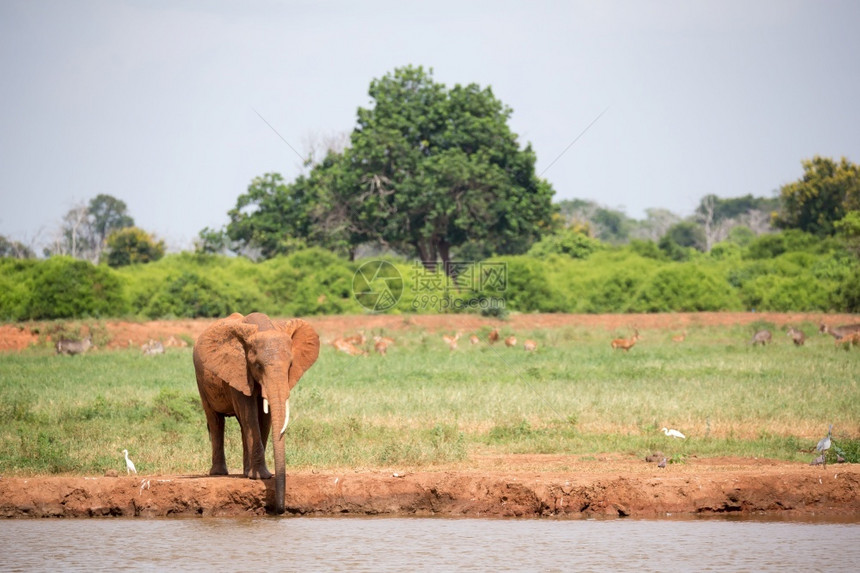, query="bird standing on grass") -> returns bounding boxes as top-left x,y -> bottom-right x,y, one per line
816,424 -> 833,455
812,424 -> 833,466
123,449 -> 137,475
661,427 -> 686,439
